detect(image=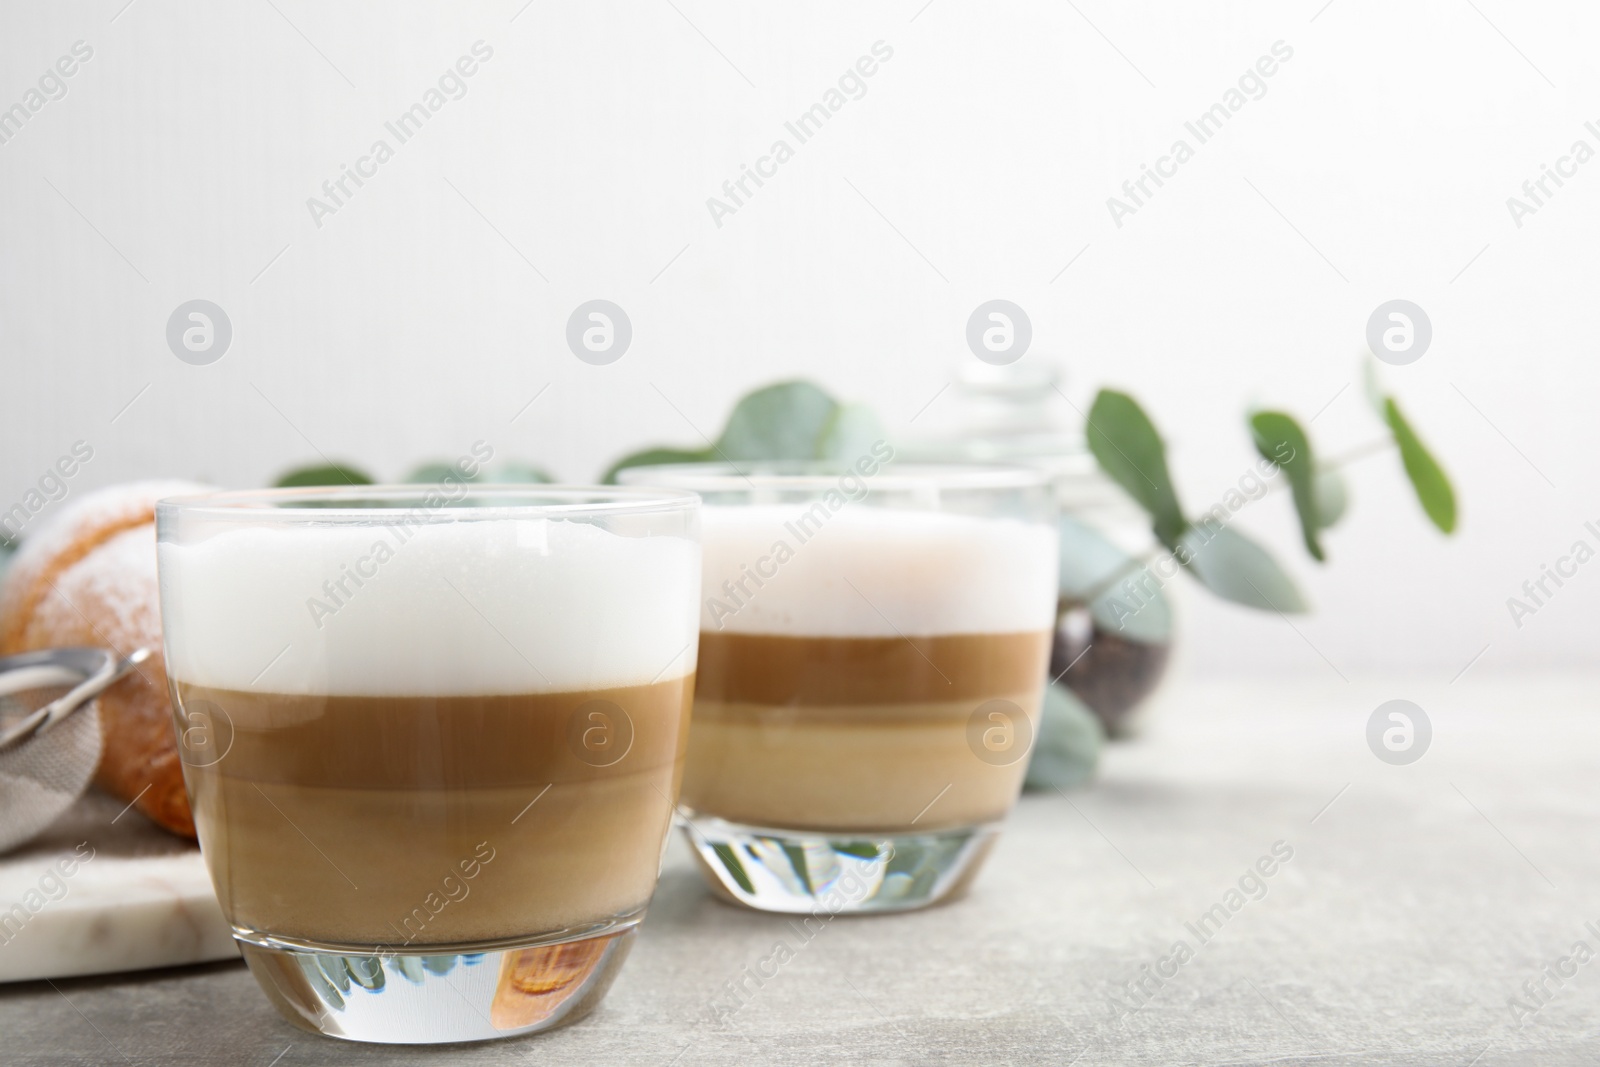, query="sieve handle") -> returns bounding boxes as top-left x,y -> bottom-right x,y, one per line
0,647 -> 142,752
35,648 -> 151,735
